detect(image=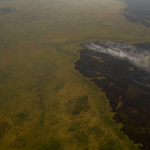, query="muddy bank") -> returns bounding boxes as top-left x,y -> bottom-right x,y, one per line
123,0 -> 150,27
75,41 -> 150,150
